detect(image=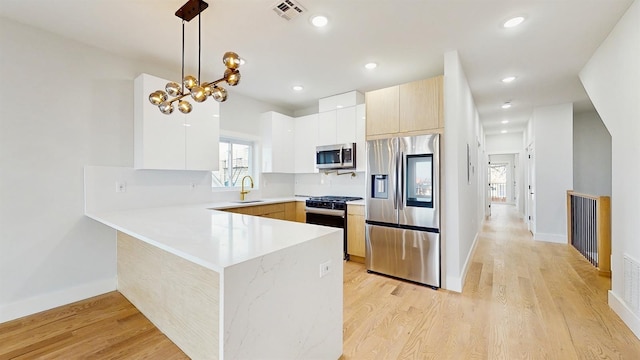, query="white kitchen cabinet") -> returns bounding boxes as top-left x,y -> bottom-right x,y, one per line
317,111 -> 337,145
336,106 -> 356,144
294,113 -> 318,174
318,106 -> 356,146
318,91 -> 365,112
355,104 -> 366,172
261,111 -> 294,173
134,73 -> 219,171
